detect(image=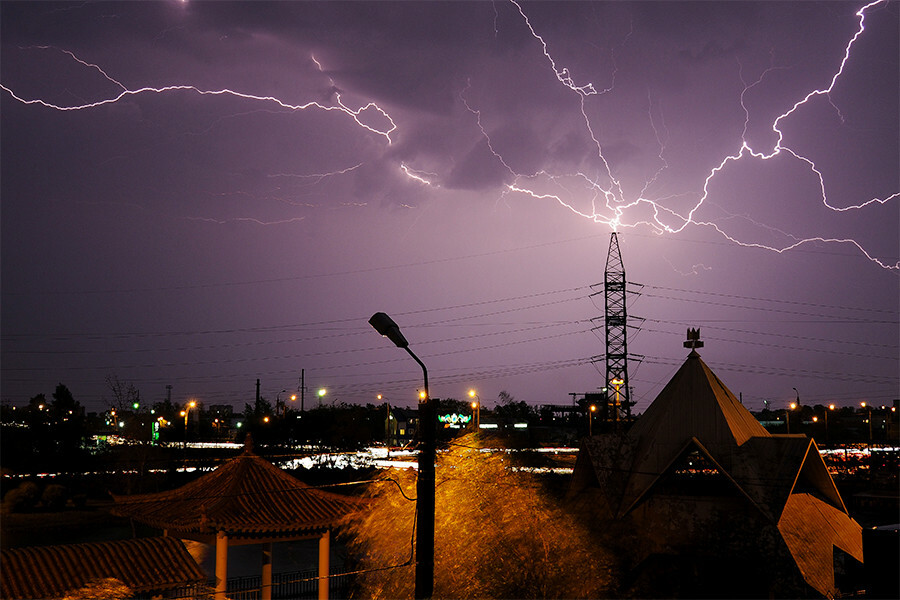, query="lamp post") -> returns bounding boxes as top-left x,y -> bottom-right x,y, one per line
182,400 -> 197,438
825,404 -> 835,443
860,402 -> 872,449
787,401 -> 797,434
468,389 -> 480,431
610,378 -> 624,426
589,404 -> 597,436
369,312 -> 433,600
